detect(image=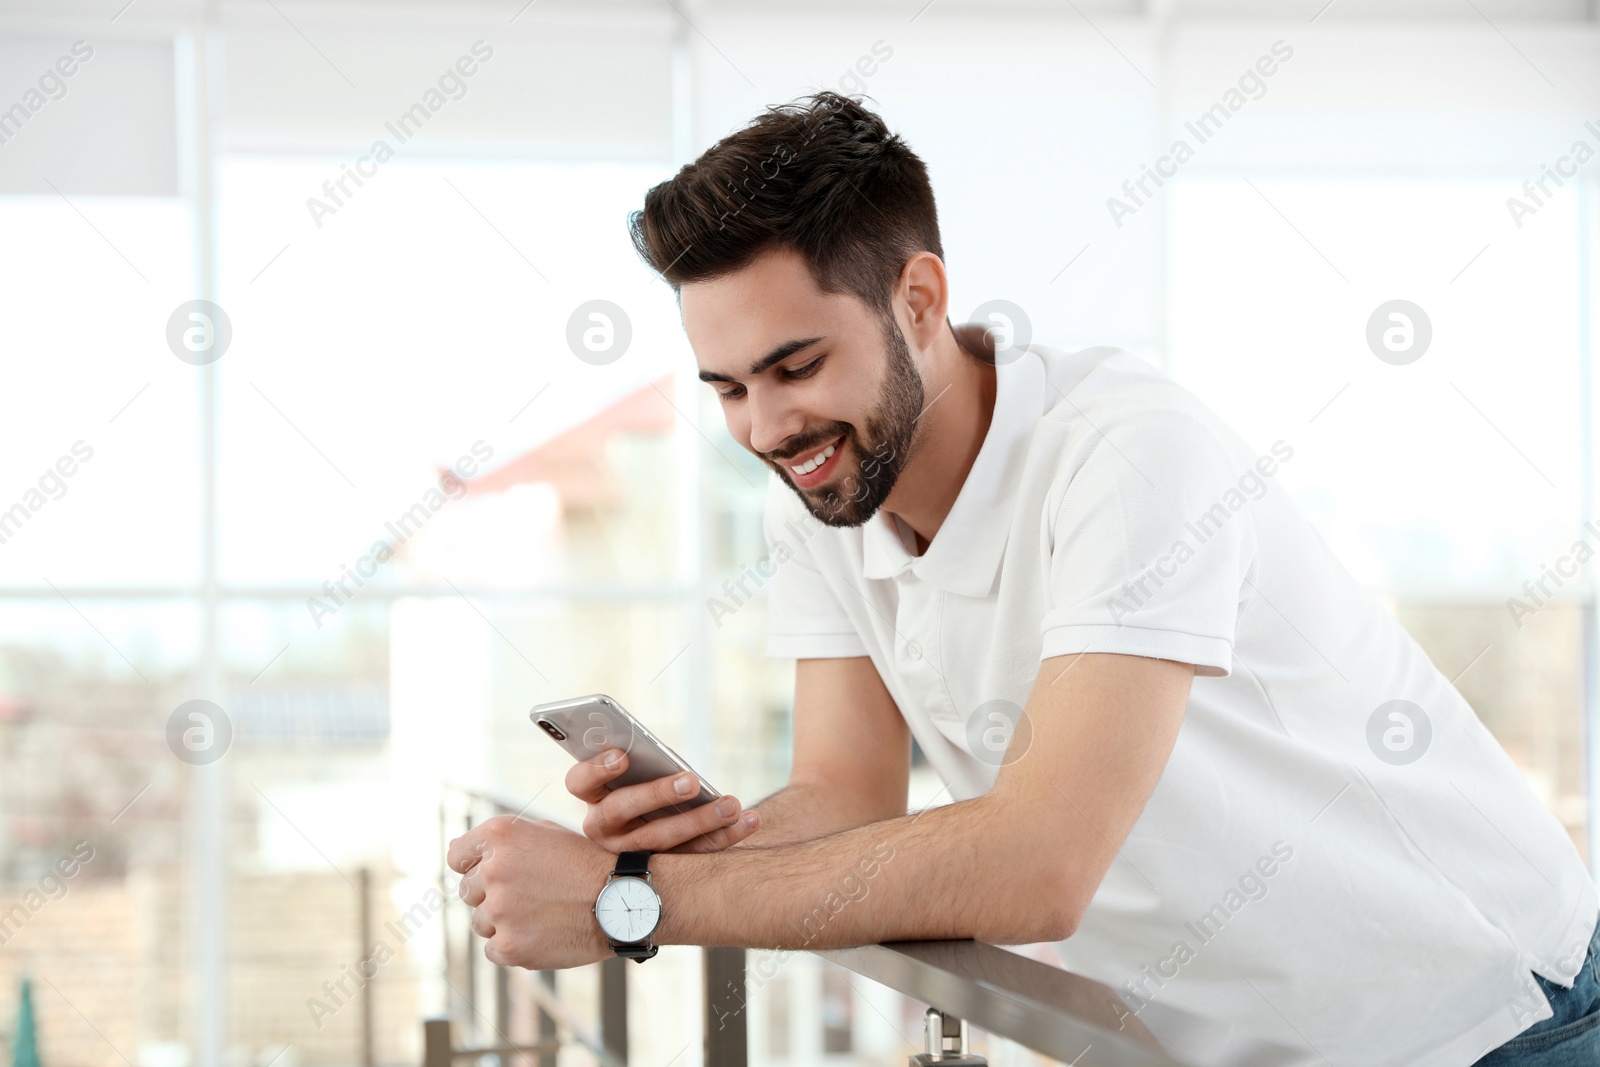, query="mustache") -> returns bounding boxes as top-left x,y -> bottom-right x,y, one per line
766,427 -> 849,463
